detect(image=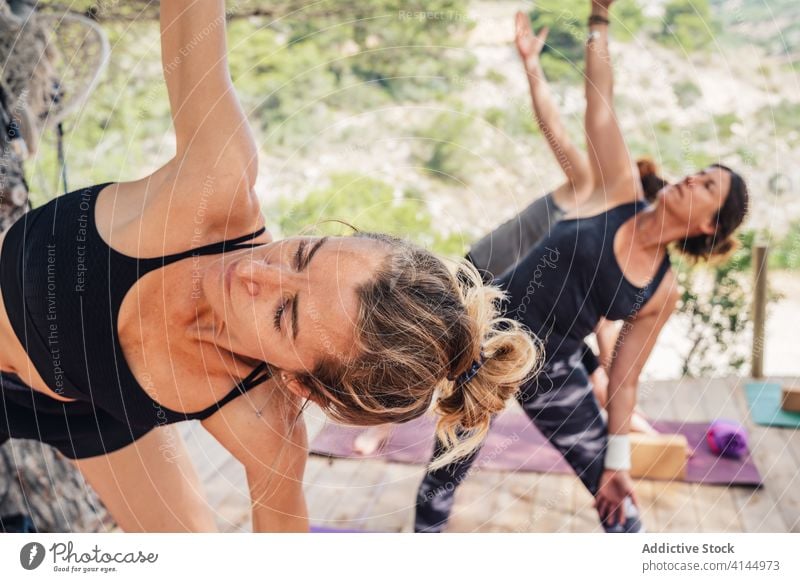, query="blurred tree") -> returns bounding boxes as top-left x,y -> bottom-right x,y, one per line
527,0 -> 644,81
277,172 -> 466,256
659,0 -> 716,52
